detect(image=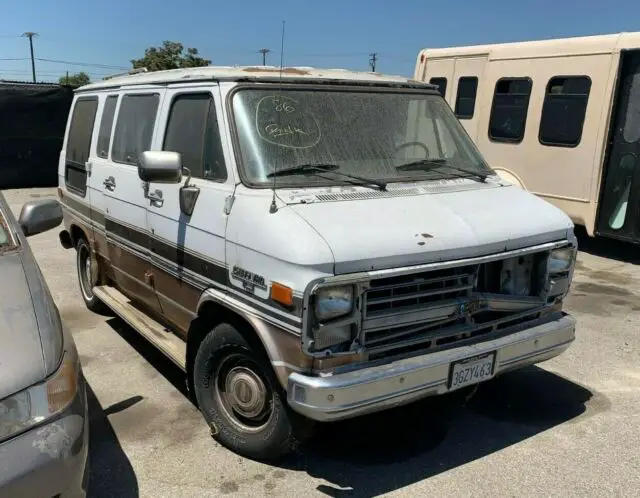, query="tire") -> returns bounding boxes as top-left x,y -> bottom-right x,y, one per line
193,322 -> 313,461
76,237 -> 108,314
